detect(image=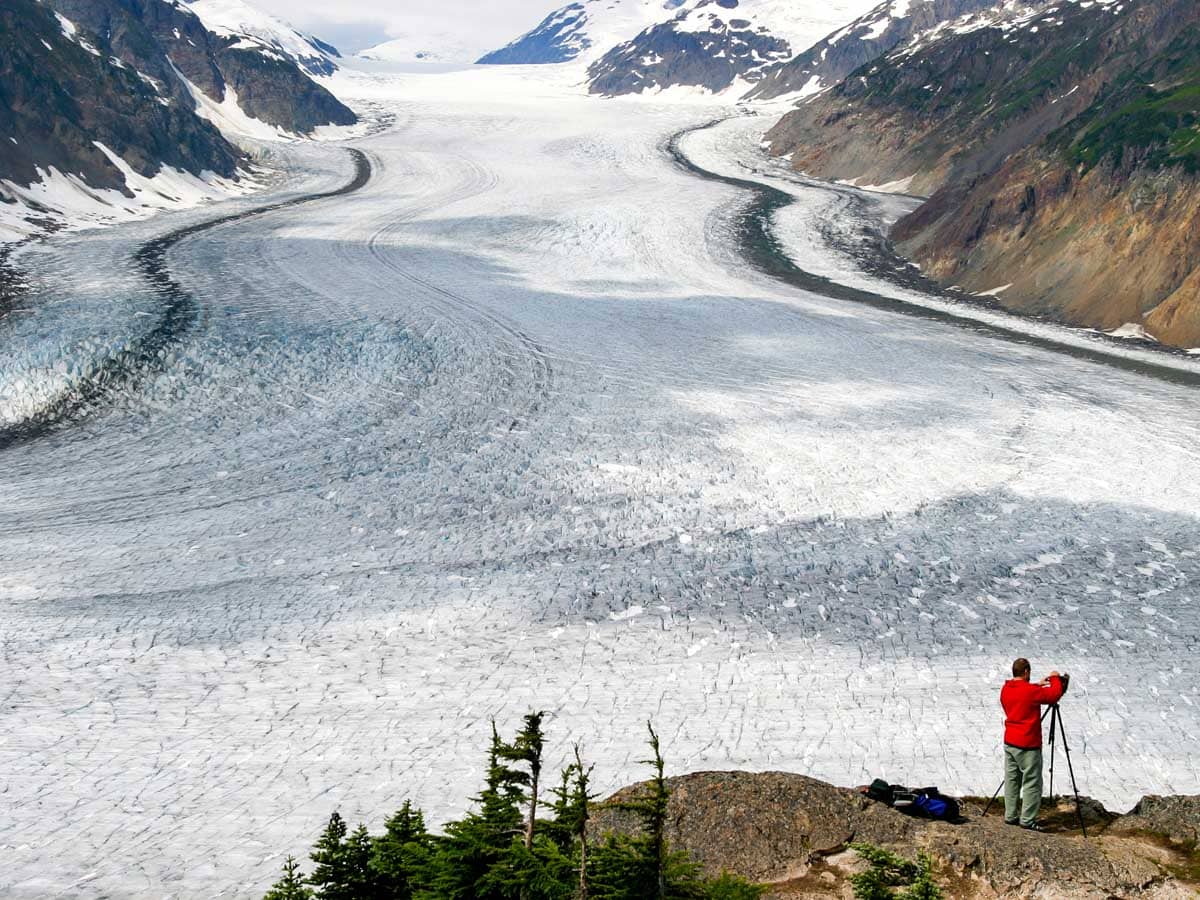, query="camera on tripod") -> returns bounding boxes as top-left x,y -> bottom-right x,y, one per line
985,668 -> 1087,835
